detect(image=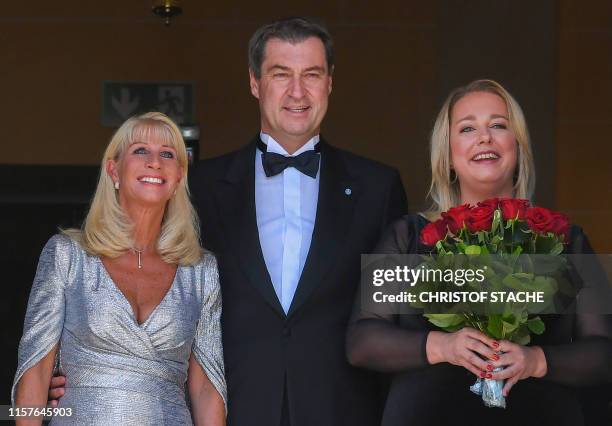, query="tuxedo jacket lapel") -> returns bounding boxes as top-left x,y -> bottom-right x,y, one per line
288,141 -> 358,317
212,140 -> 285,317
